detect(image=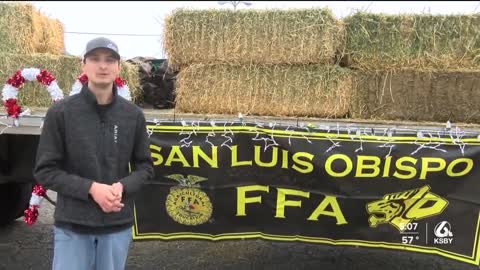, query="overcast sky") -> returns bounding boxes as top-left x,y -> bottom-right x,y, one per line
29,1 -> 480,60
